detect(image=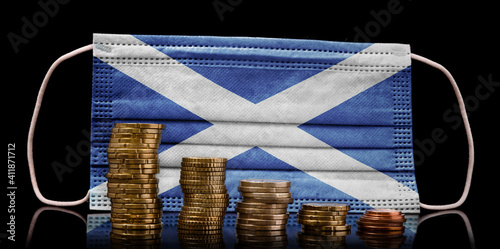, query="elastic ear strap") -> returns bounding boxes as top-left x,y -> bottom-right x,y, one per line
27,44 -> 93,206
411,53 -> 475,210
